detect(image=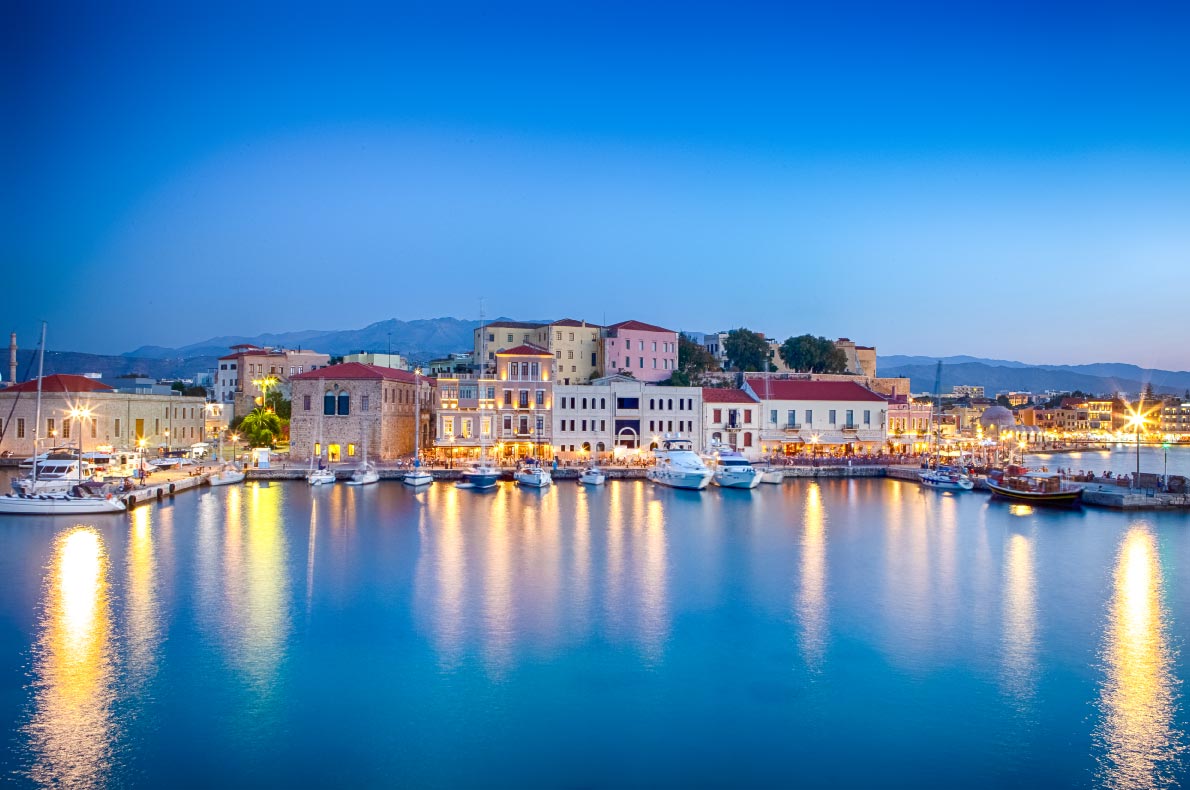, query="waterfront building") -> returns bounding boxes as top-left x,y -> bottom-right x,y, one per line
702,388 -> 761,458
603,320 -> 679,383
834,338 -> 877,378
289,363 -> 434,463
885,395 -> 935,453
0,374 -> 207,455
342,352 -> 410,370
472,321 -> 547,375
428,352 -> 476,377
1085,398 -> 1115,431
553,375 -> 702,460
744,377 -> 888,455
436,344 -> 554,462
215,343 -> 330,420
546,319 -> 603,384
1159,399 -> 1190,437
